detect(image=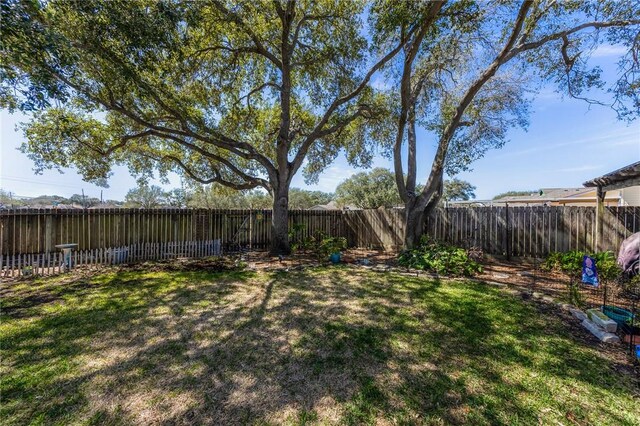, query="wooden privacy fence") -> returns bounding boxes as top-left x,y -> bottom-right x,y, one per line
0,208 -> 346,255
340,206 -> 639,255
0,208 -> 346,277
424,206 -> 639,257
1,206 -> 638,276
